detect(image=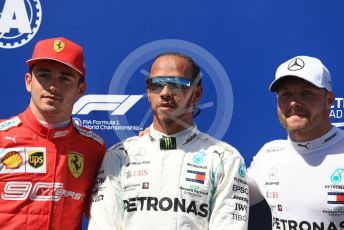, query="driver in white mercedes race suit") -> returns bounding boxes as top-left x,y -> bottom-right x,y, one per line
88,52 -> 249,229
248,56 -> 344,230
